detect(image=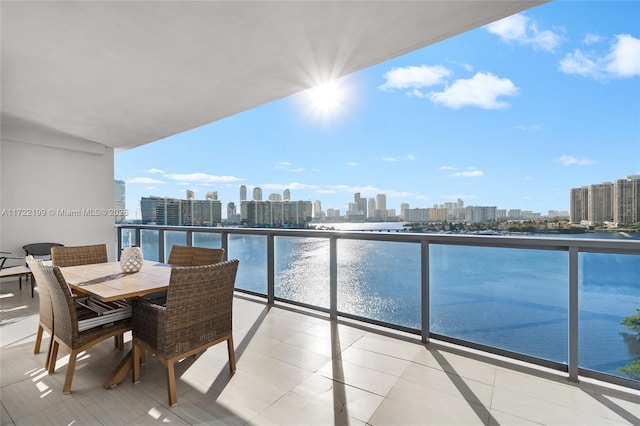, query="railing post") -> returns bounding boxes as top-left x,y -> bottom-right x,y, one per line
568,246 -> 579,382
267,233 -> 275,304
116,227 -> 123,258
134,228 -> 141,250
158,229 -> 165,263
221,231 -> 229,261
330,236 -> 337,320
186,230 -> 193,246
421,240 -> 430,344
